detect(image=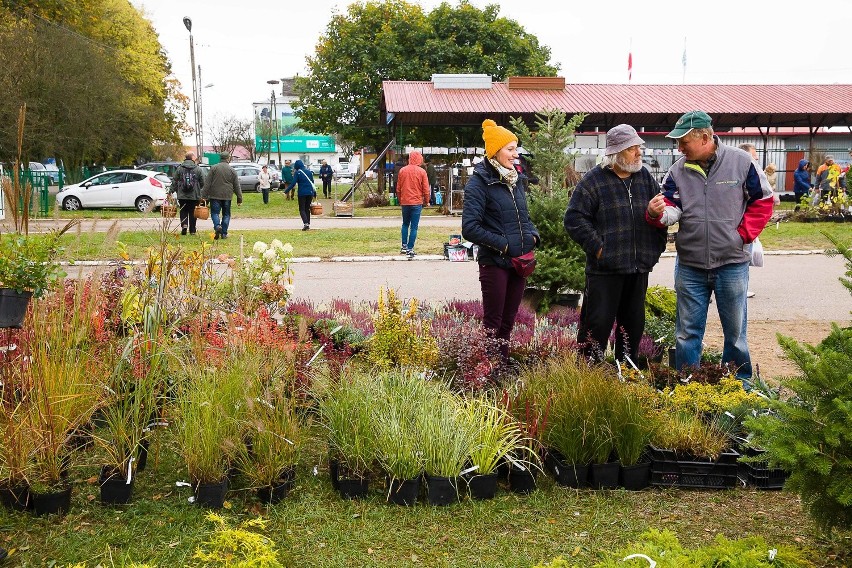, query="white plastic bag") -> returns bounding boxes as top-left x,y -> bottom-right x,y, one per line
750,237 -> 764,268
